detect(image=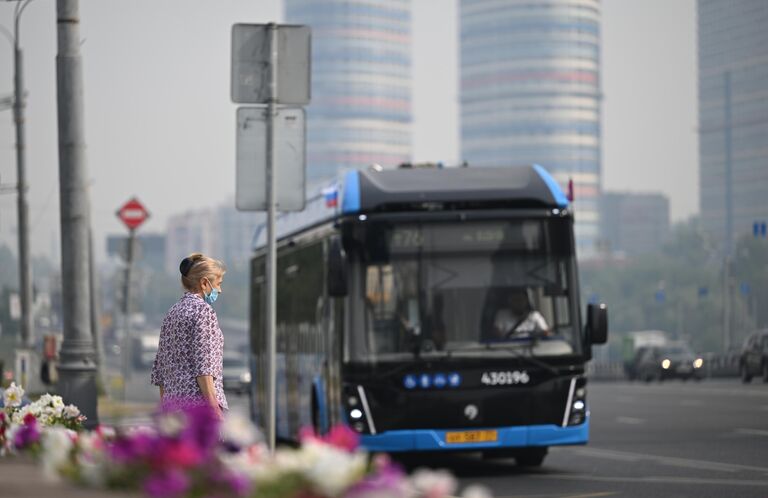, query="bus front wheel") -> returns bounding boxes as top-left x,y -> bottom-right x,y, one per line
515,447 -> 548,467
